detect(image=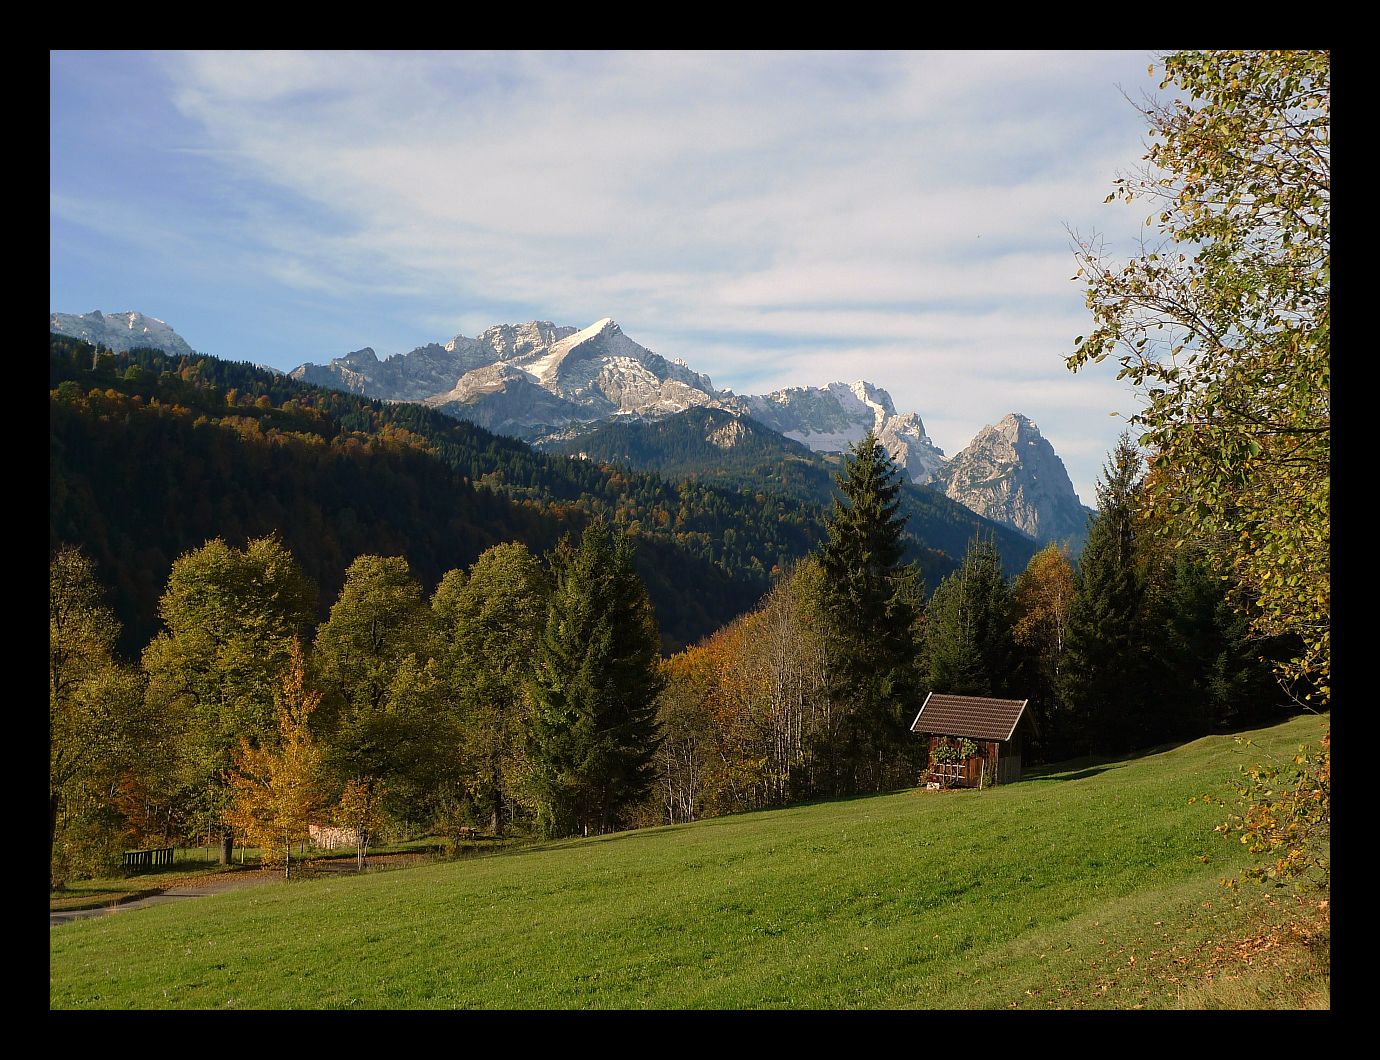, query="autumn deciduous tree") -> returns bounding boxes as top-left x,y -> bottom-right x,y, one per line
142,534 -> 316,862
1213,732 -> 1330,892
1068,50 -> 1329,704
334,777 -> 390,871
654,558 -> 837,822
49,547 -> 152,885
433,543 -> 549,836
653,648 -> 717,824
225,640 -> 329,880
314,555 -> 436,720
741,557 -> 834,802
1012,543 -> 1076,758
315,555 -> 452,824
